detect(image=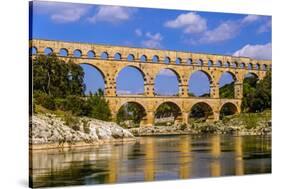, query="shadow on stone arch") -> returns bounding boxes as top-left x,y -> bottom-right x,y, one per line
219,102 -> 238,120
